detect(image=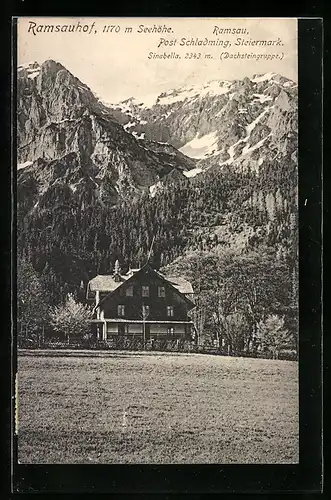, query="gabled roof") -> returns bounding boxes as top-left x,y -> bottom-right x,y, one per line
88,267 -> 194,295
87,264 -> 195,307
155,272 -> 194,295
88,274 -> 129,294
